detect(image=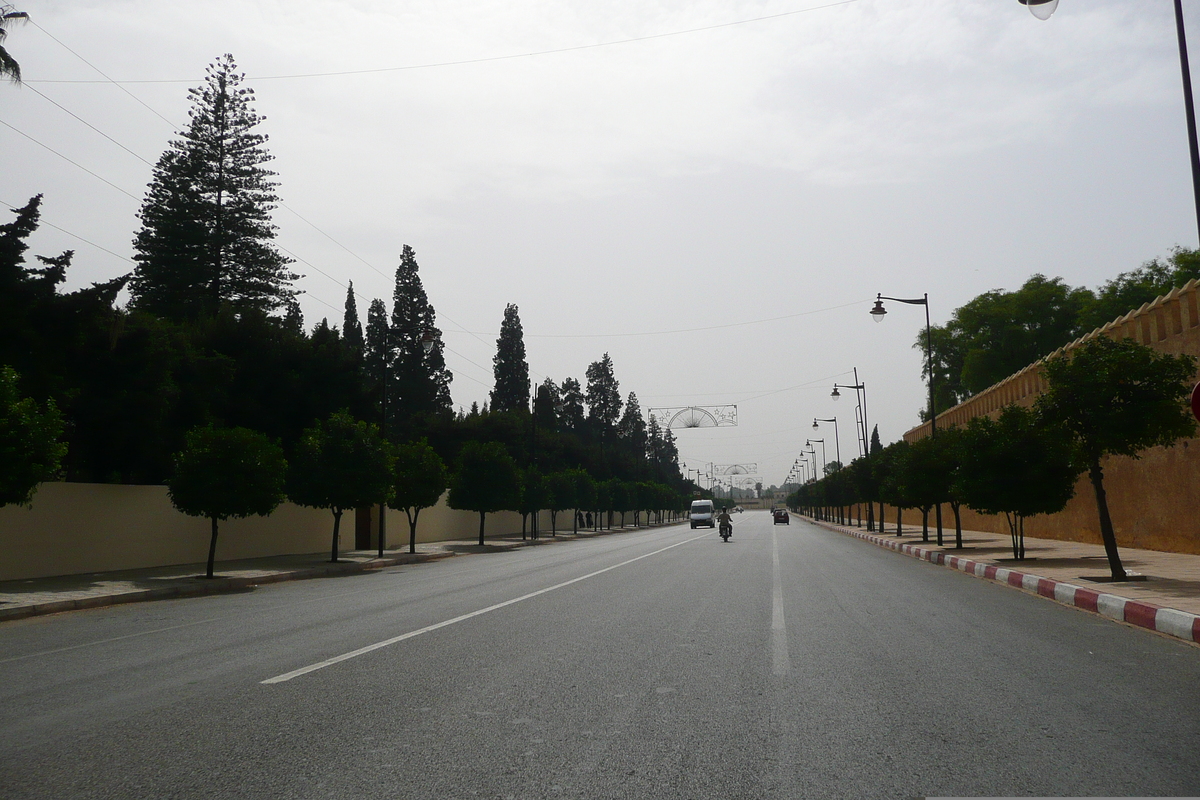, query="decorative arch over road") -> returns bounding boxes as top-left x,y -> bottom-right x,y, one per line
647,405 -> 738,429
